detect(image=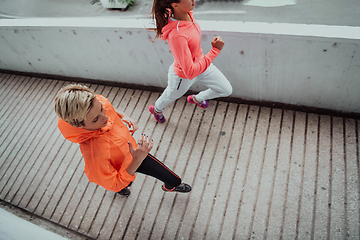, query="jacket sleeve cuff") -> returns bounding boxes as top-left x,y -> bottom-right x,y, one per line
205,47 -> 221,62
121,169 -> 136,182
